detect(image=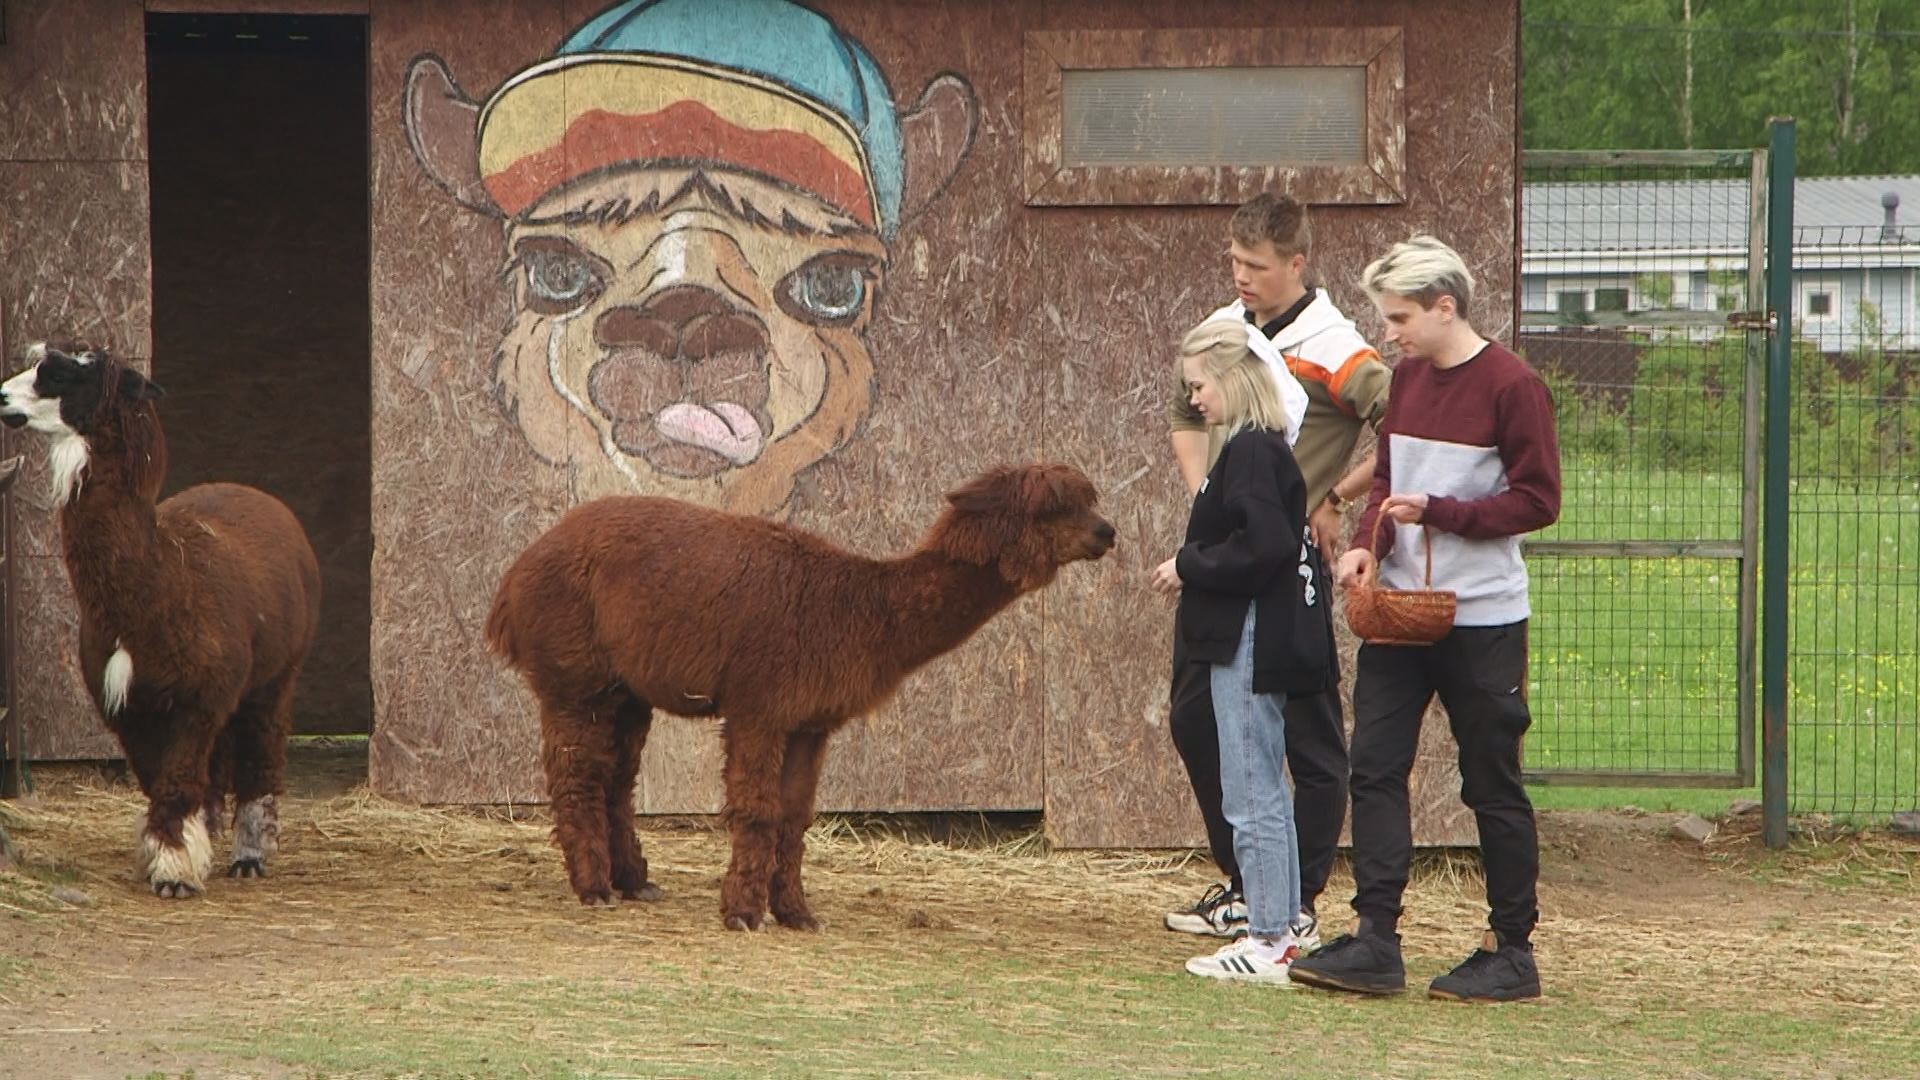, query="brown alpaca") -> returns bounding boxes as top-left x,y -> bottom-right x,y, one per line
0,345 -> 321,898
486,463 -> 1115,928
